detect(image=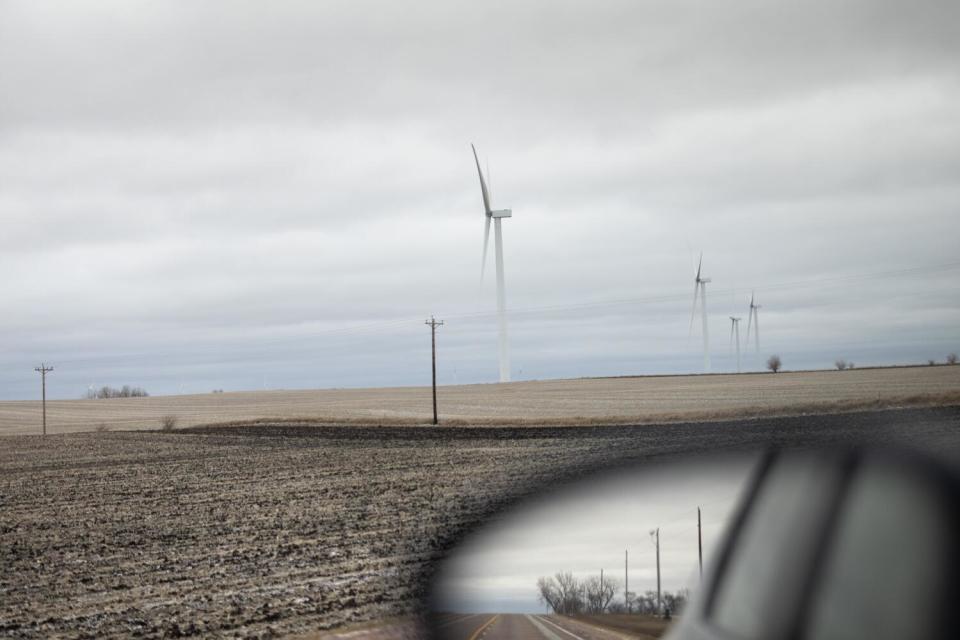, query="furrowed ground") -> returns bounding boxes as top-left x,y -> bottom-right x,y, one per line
2,407 -> 959,639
